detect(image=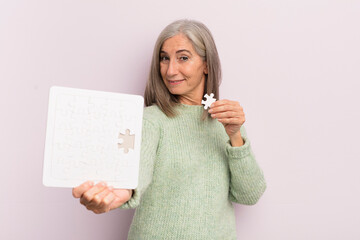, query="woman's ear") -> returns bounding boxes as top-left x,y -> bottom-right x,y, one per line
204,61 -> 208,74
